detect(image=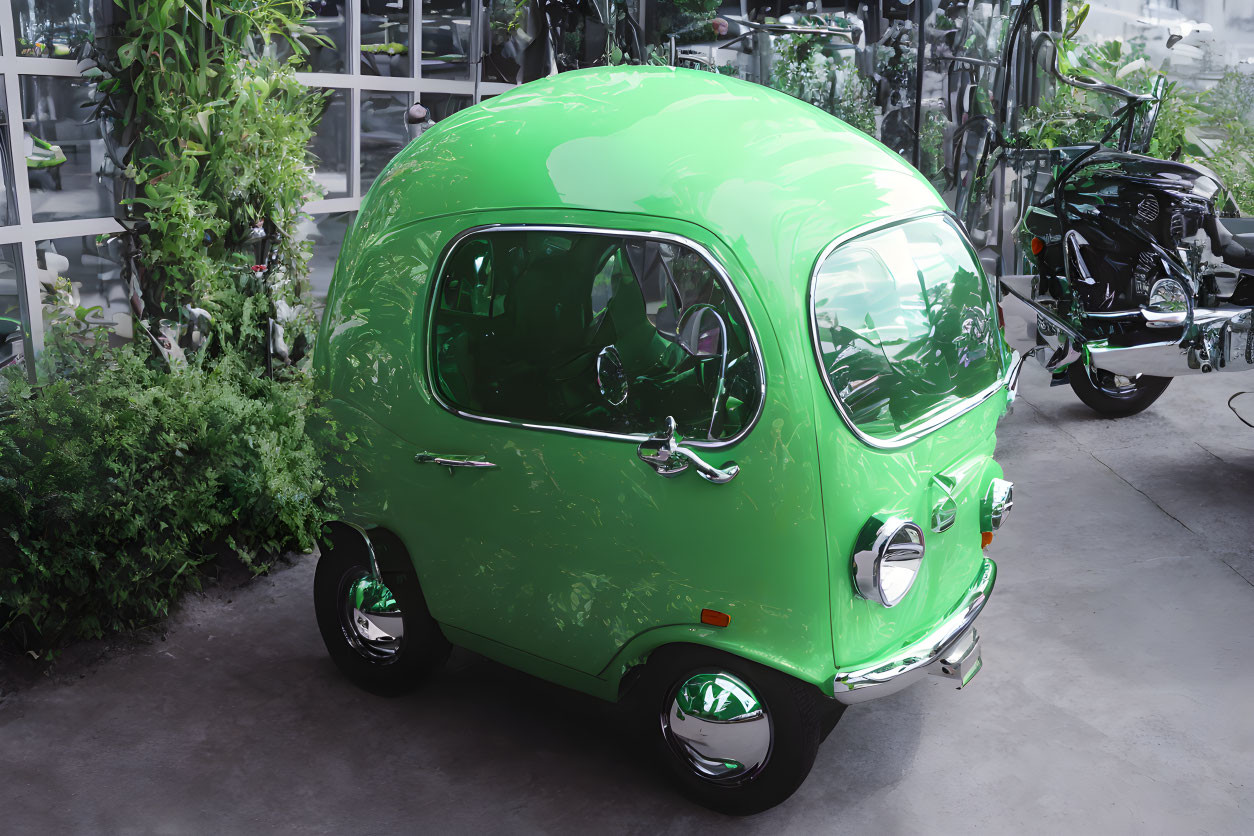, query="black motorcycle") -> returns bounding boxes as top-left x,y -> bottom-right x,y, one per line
993,1 -> 1254,417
